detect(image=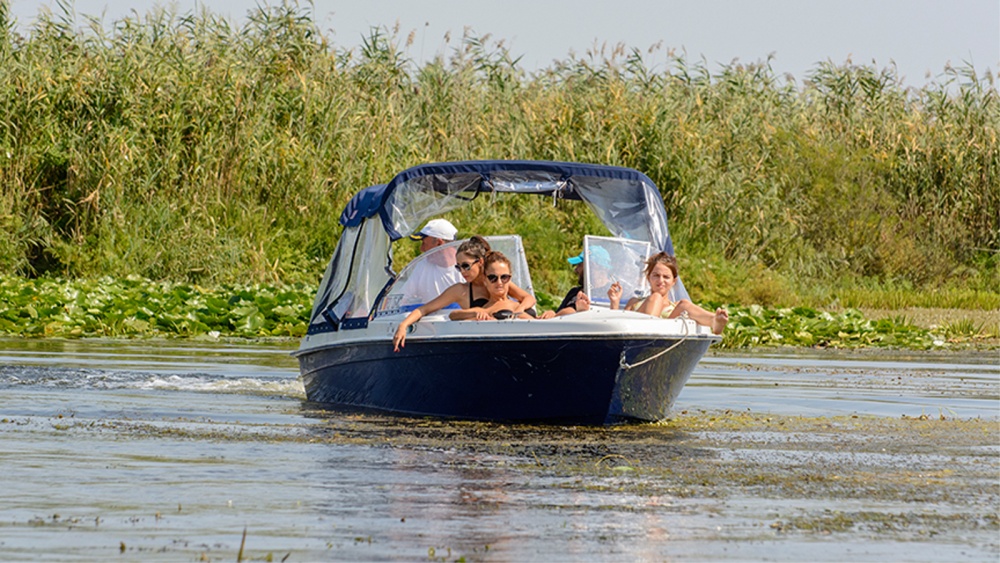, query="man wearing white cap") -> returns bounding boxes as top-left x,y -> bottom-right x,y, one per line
400,219 -> 464,306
